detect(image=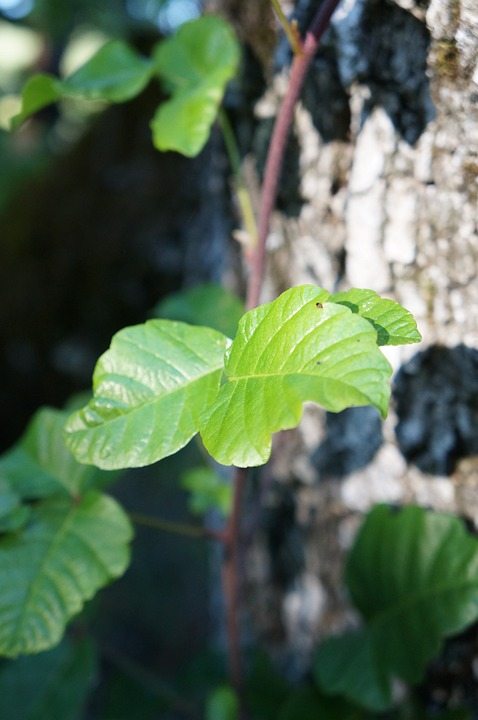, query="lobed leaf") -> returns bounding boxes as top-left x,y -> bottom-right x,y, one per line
315,505 -> 478,710
65,320 -> 230,469
0,491 -> 132,657
151,16 -> 240,156
200,285 -> 392,467
330,289 -> 421,346
0,408 -> 114,499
